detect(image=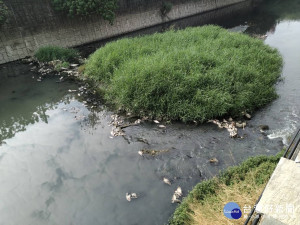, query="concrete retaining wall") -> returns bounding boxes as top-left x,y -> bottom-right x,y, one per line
0,0 -> 246,64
